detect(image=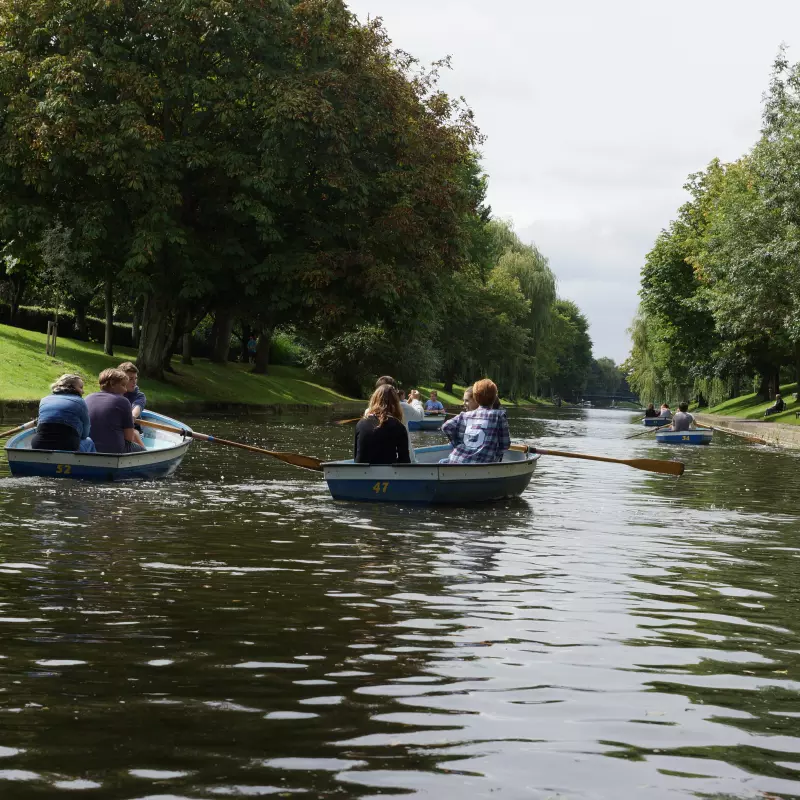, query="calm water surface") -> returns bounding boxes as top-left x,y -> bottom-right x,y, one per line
0,408 -> 799,799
